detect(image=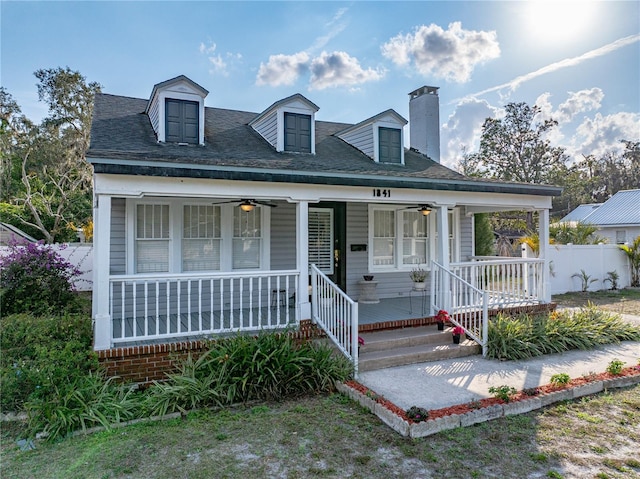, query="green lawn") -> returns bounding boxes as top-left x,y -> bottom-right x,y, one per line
553,288 -> 640,316
2,385 -> 639,479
